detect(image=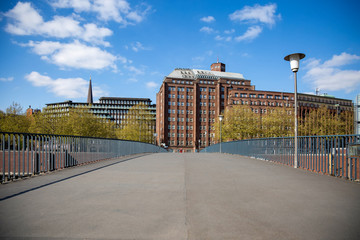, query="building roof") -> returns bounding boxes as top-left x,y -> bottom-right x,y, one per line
167,68 -> 245,81
99,97 -> 151,101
